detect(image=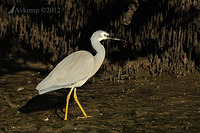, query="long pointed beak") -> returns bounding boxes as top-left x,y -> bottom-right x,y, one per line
106,35 -> 124,41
